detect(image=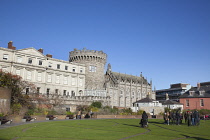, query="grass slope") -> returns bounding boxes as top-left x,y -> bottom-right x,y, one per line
0,119 -> 210,140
